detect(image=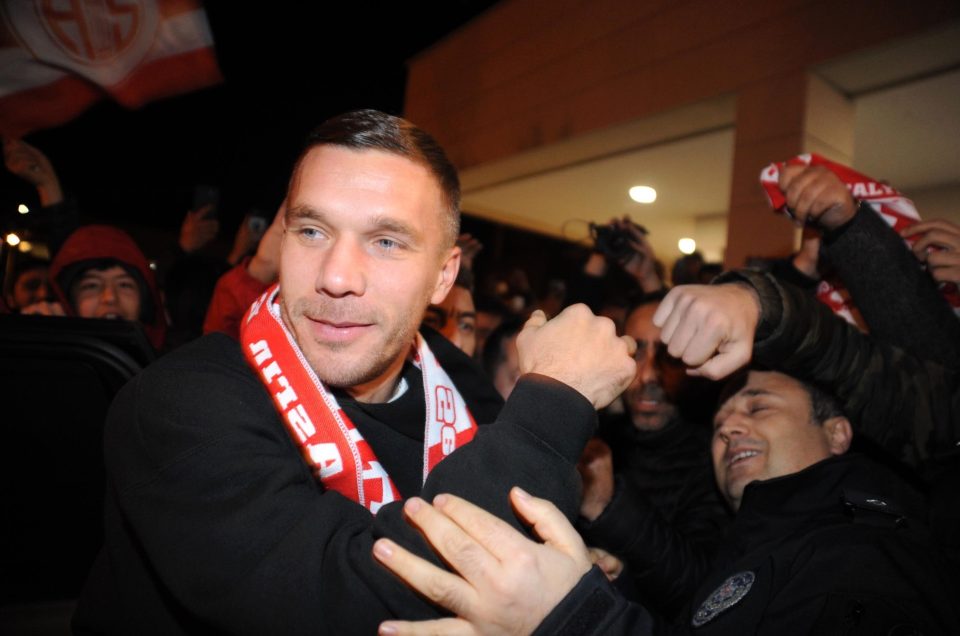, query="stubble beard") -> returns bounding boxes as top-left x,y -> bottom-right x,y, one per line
280,295 -> 420,390
626,381 -> 677,432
